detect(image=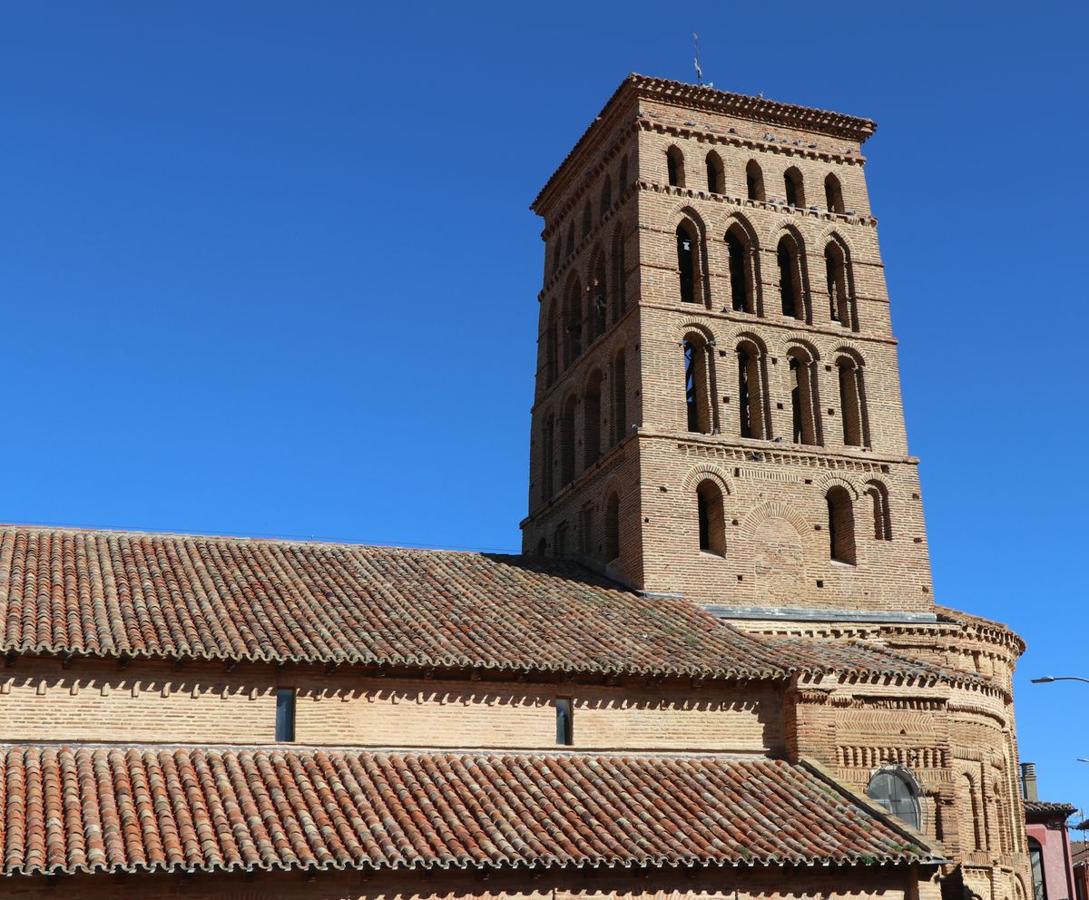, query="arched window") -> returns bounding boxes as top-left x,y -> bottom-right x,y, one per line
866,769 -> 920,830
865,480 -> 892,541
535,537 -> 547,557
553,521 -> 568,558
705,151 -> 725,193
824,239 -> 856,329
777,234 -> 807,320
588,251 -> 608,342
683,334 -> 716,435
676,220 -> 706,306
837,355 -> 870,447
618,155 -> 629,190
583,370 -> 603,467
565,222 -> 575,259
1028,837 -> 1047,900
541,413 -> 555,501
784,166 -> 805,207
600,176 -> 613,219
605,493 -> 620,562
725,222 -> 757,314
696,479 -> 726,556
960,773 -> 983,852
736,339 -> 769,440
611,348 -> 627,446
611,224 -> 627,323
562,277 -> 582,366
544,304 -> 559,387
787,348 -> 822,446
745,160 -> 765,201
826,486 -> 856,565
825,172 -> 845,214
581,201 -> 592,238
560,395 -> 577,485
666,146 -> 685,187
